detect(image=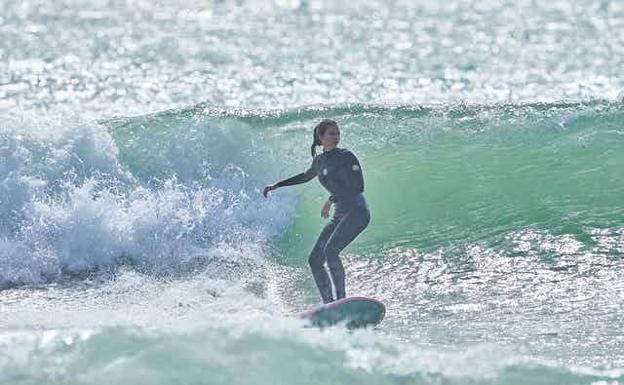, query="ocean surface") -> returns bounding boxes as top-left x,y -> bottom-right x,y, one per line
1,1 -> 623,384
